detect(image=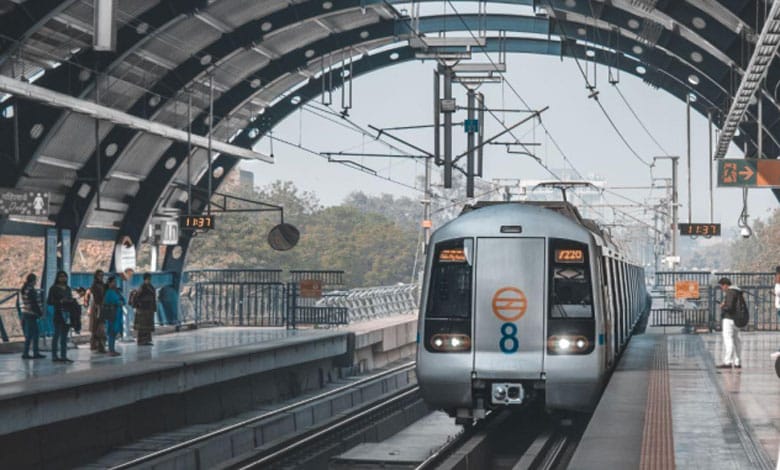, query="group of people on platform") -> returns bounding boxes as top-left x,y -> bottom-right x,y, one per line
18,269 -> 157,363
